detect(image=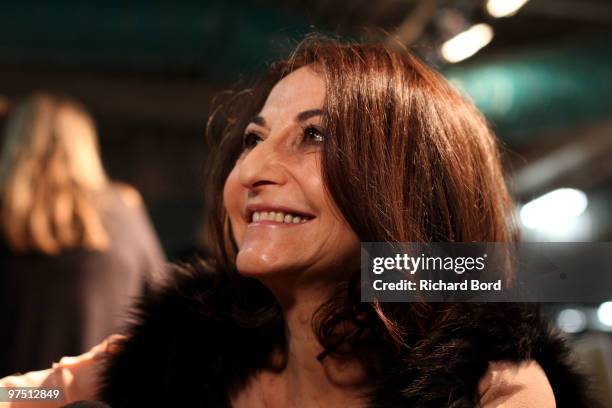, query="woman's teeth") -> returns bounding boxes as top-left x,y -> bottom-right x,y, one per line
251,211 -> 310,224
